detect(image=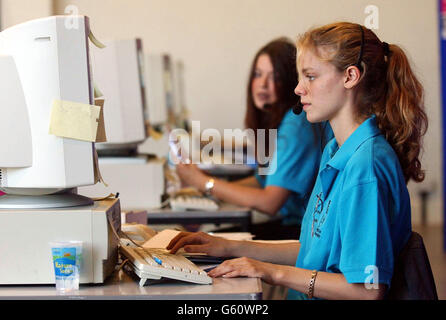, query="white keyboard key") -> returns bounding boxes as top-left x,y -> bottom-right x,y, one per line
119,244 -> 212,286
170,196 -> 219,211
